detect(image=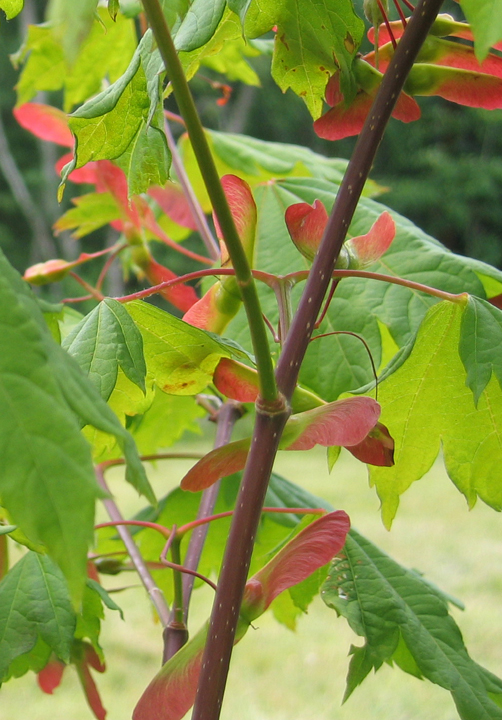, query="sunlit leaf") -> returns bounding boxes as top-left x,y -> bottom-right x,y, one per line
243,0 -> 364,117
125,300 -> 232,395
0,0 -> 23,19
63,298 -> 146,402
370,301 -> 502,526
